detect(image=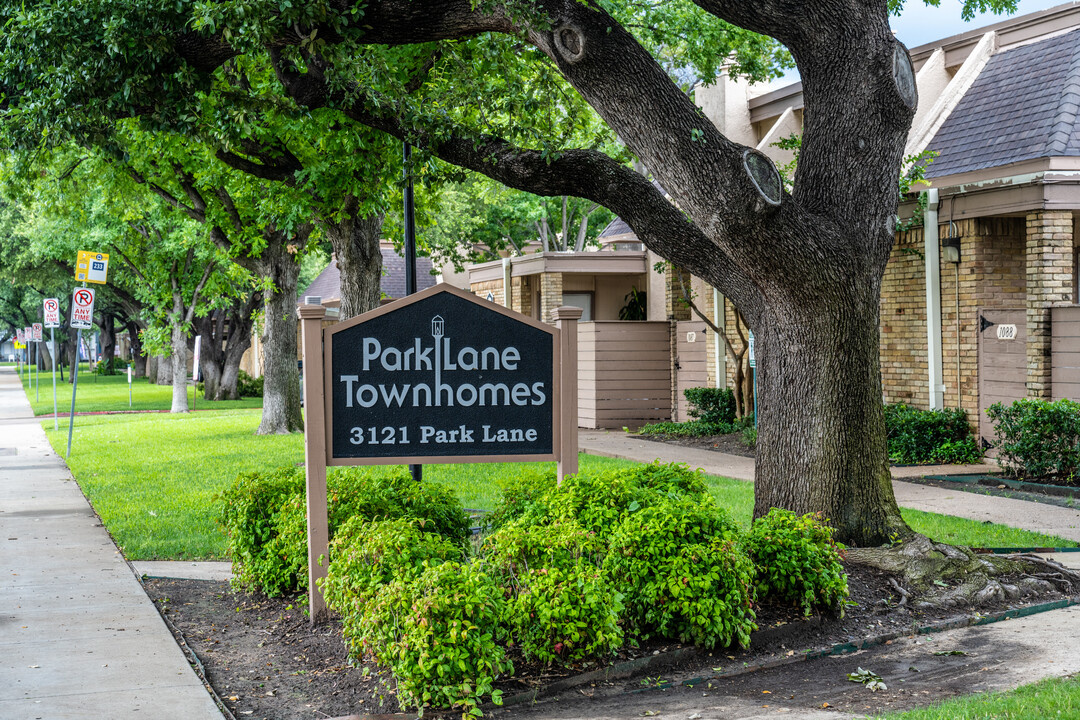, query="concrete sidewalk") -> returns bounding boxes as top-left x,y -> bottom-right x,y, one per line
580,429 -> 1080,543
0,367 -> 221,720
